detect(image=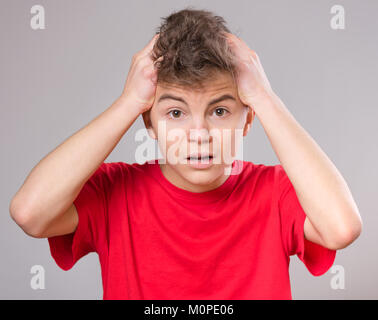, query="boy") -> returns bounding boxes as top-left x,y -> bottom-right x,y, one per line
9,8 -> 362,299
